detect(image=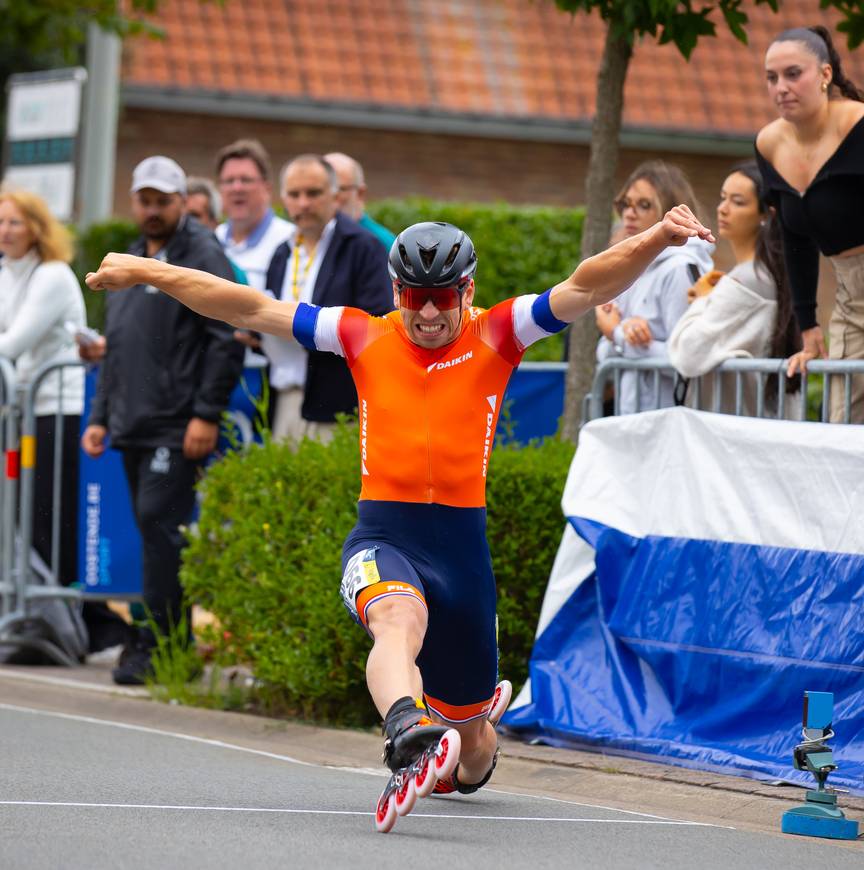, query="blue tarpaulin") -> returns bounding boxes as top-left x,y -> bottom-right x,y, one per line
504,408 -> 864,794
